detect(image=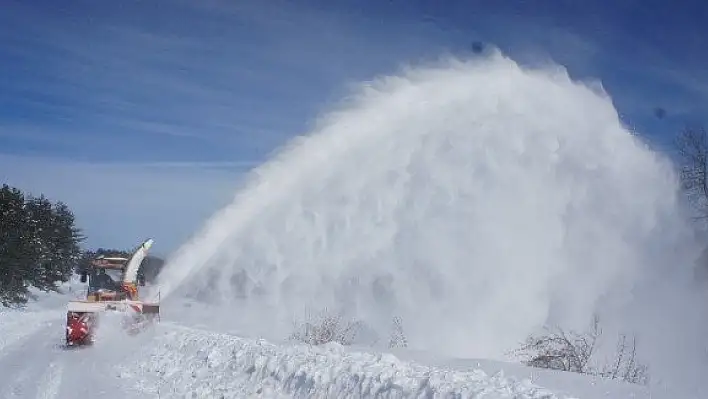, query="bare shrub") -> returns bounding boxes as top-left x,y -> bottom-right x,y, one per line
598,333 -> 650,385
513,314 -> 600,374
676,125 -> 708,219
512,315 -> 649,385
289,308 -> 364,346
289,309 -> 411,351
